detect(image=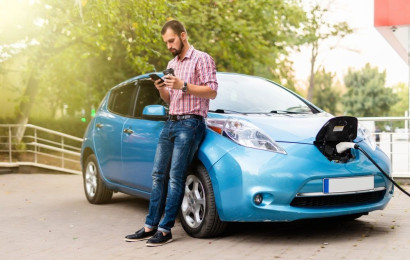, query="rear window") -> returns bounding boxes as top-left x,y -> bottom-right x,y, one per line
133,79 -> 167,118
107,83 -> 137,117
